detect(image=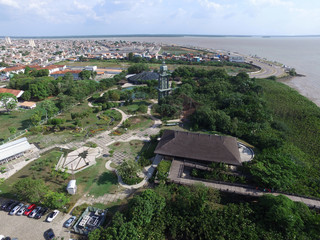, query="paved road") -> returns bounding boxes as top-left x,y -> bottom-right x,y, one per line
169,160 -> 320,209
247,58 -> 285,78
